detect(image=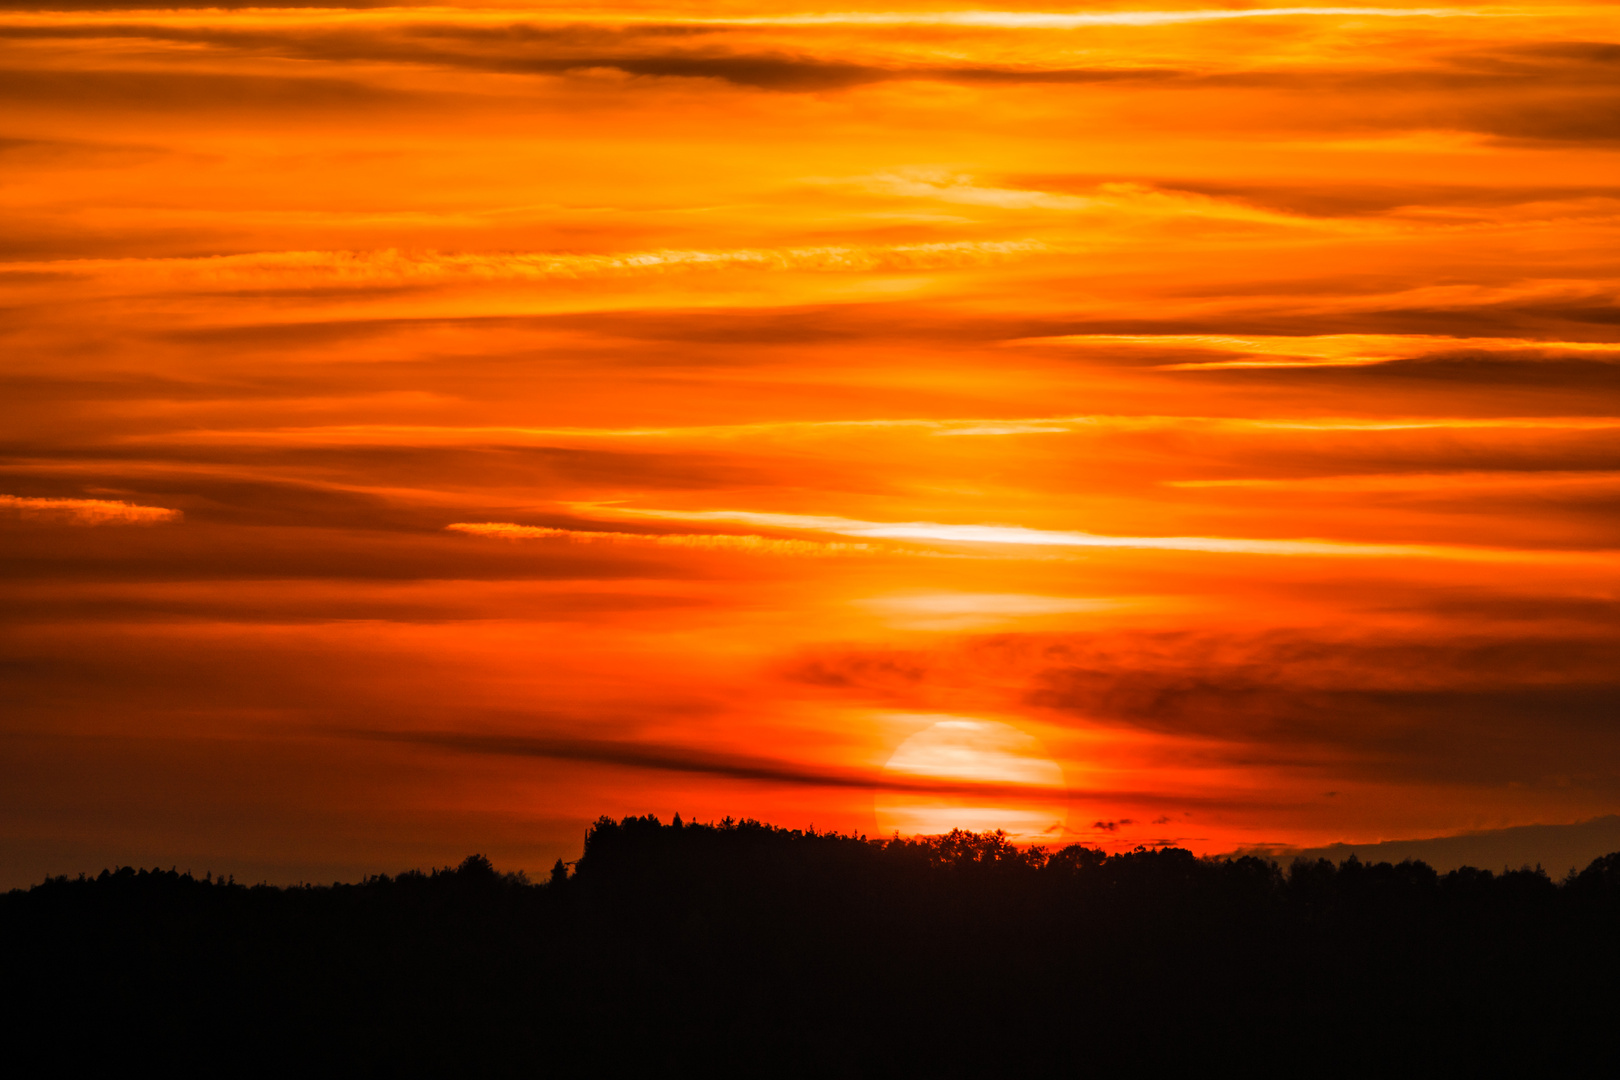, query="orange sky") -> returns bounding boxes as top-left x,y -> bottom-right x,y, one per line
4,0 -> 1620,885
